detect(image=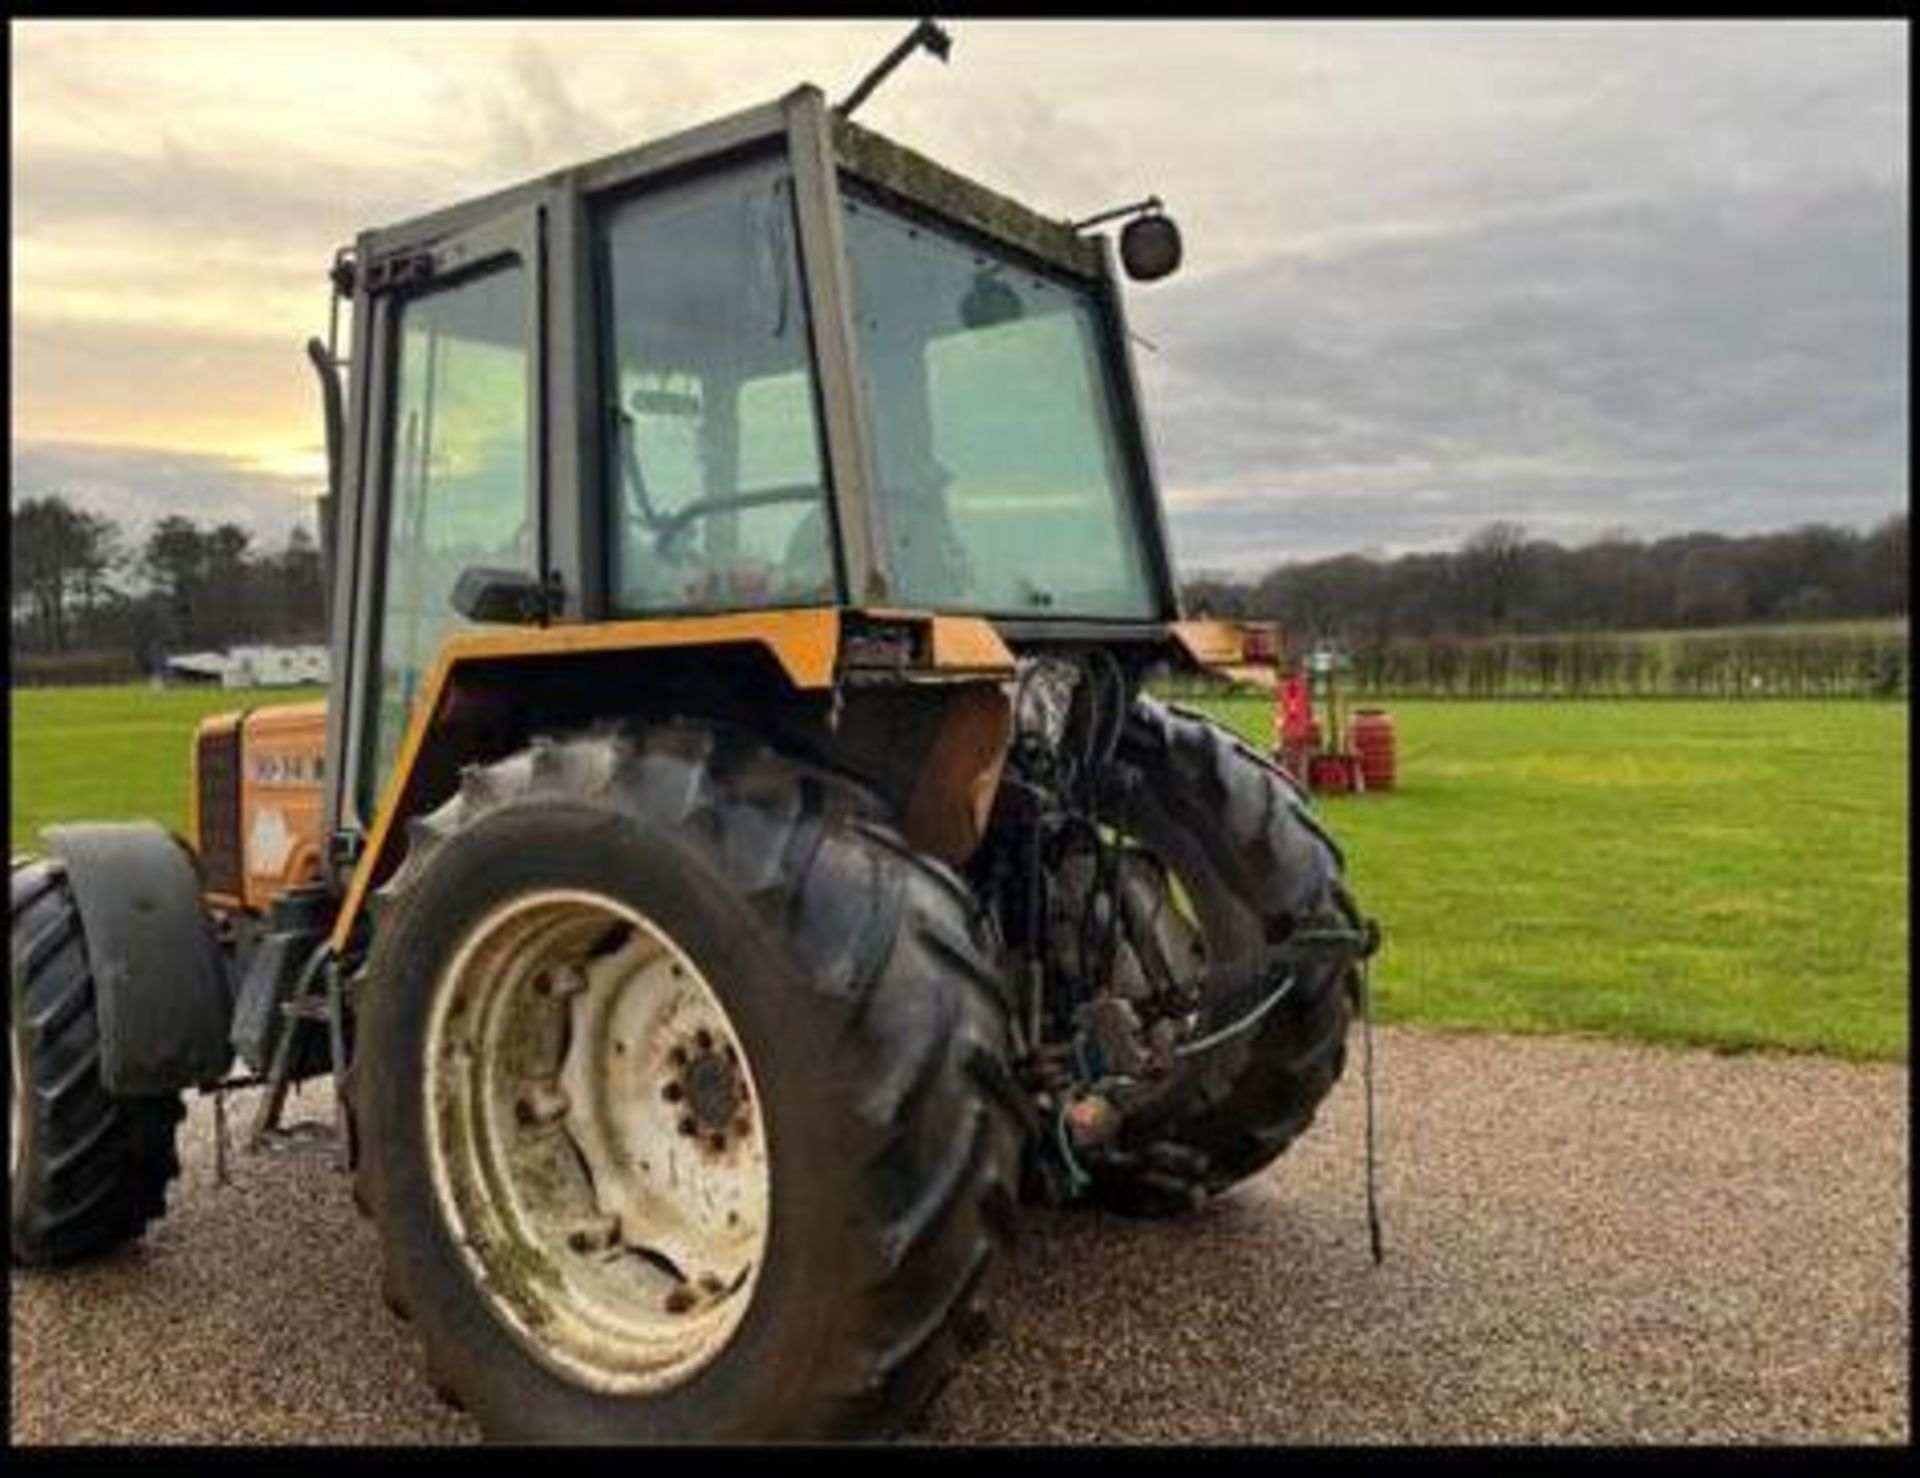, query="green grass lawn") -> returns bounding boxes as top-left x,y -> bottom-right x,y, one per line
8,686 -> 310,854
8,686 -> 1908,1061
1193,696 -> 1909,1061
